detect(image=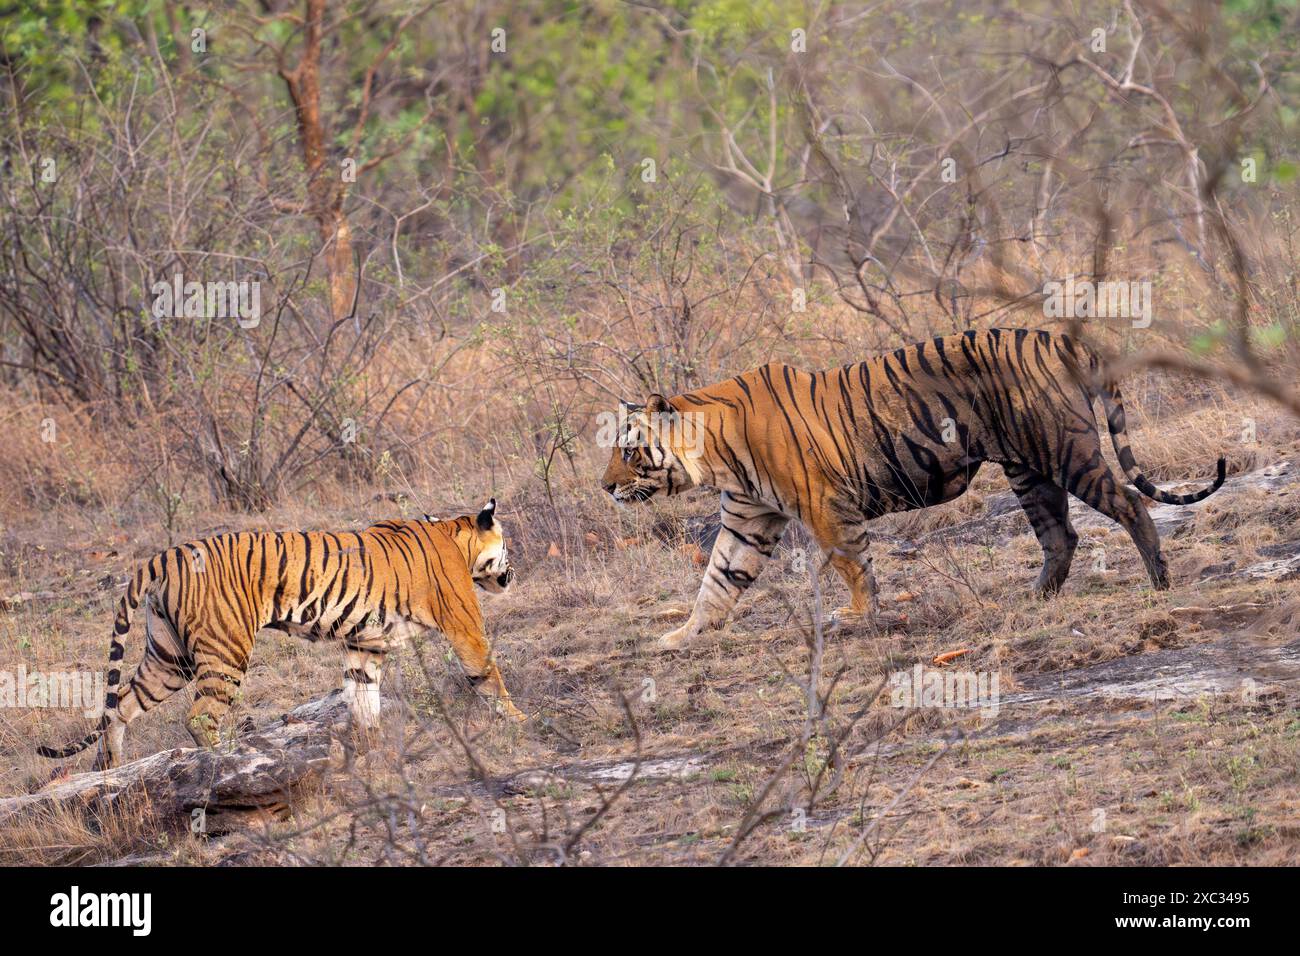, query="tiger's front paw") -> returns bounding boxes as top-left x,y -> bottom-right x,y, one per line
657,620 -> 698,651
831,605 -> 907,631
496,698 -> 529,723
830,605 -> 867,627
